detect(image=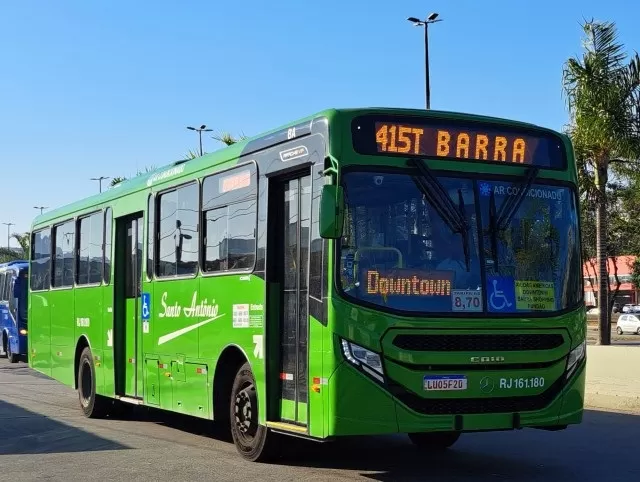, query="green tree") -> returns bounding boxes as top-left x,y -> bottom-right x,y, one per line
0,232 -> 30,263
563,19 -> 640,344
